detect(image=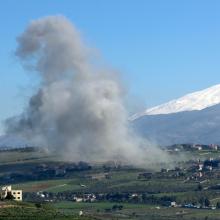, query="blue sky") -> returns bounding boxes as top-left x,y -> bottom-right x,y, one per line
1,0 -> 220,133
